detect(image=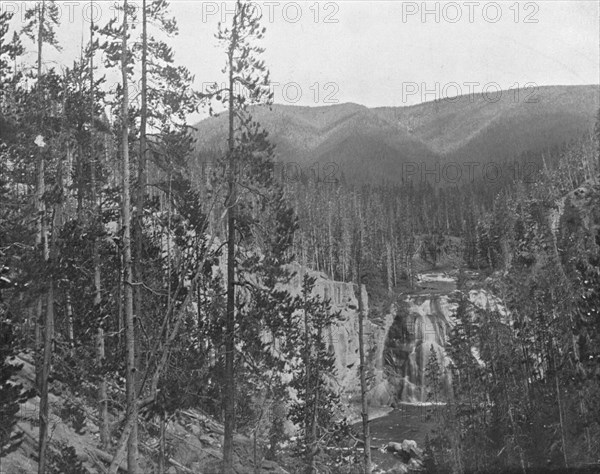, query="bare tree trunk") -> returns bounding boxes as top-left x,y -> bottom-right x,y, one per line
389,225 -> 397,288
313,229 -> 319,272
129,2 -> 148,465
117,232 -> 124,350
547,307 -> 569,469
386,241 -> 393,293
302,279 -> 315,474
37,282 -> 53,474
35,298 -> 42,387
34,3 -> 52,473
39,126 -> 65,474
328,203 -> 334,278
309,326 -> 320,474
166,174 -> 172,332
157,179 -> 173,474
134,0 -> 147,414
356,232 -> 372,474
137,0 -> 148,304
96,321 -> 109,448
504,380 -> 526,474
66,292 -> 74,356
35,0 -> 48,392
555,369 -> 569,468
159,411 -> 166,474
88,7 -> 109,449
120,2 -> 139,471
252,408 -> 263,474
579,391 -> 592,458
